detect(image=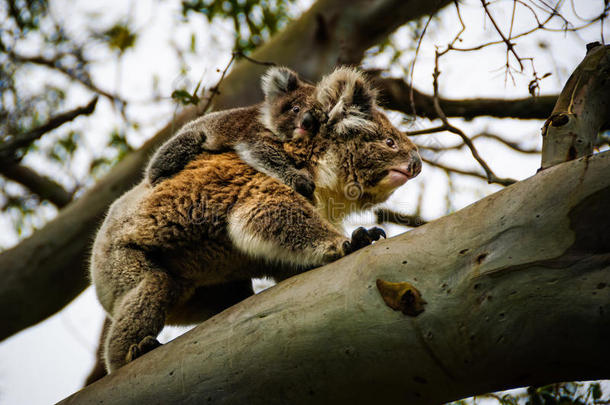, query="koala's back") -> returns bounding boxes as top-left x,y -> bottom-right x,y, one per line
197,106 -> 264,149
